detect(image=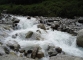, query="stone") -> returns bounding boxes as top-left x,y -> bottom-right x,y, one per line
10,51 -> 16,55
36,50 -> 44,59
27,50 -> 32,54
6,40 -> 20,51
3,26 -> 11,30
55,47 -> 62,53
51,23 -> 59,30
48,47 -> 57,57
12,34 -> 18,38
19,49 -> 25,53
47,45 -> 57,57
31,46 -> 39,59
27,16 -> 31,19
76,29 -> 83,47
24,50 -> 32,57
37,24 -> 46,30
36,30 -> 41,33
50,54 -> 83,60
0,46 -> 5,56
78,17 -> 83,23
12,18 -> 20,23
25,31 -> 33,38
36,37 -> 40,40
3,46 -> 10,54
